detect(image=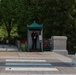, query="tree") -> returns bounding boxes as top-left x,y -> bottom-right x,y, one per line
0,0 -> 17,43
0,0 -> 76,53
